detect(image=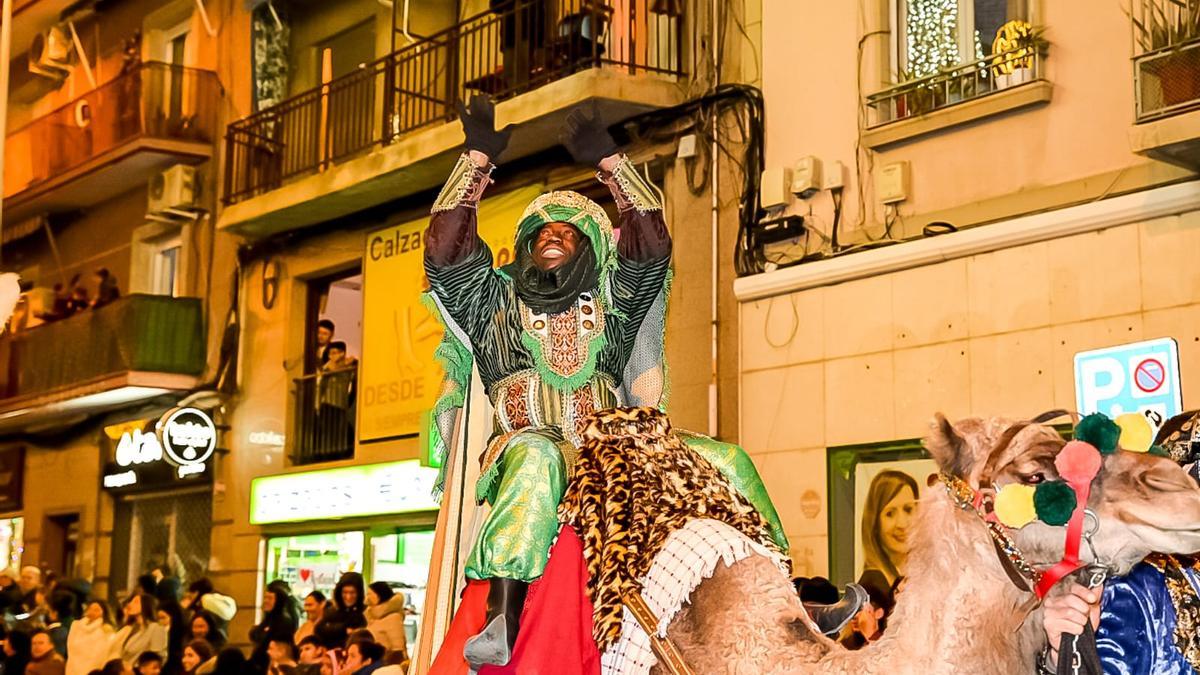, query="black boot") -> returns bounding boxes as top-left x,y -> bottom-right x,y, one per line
463,578 -> 528,671
803,583 -> 868,637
